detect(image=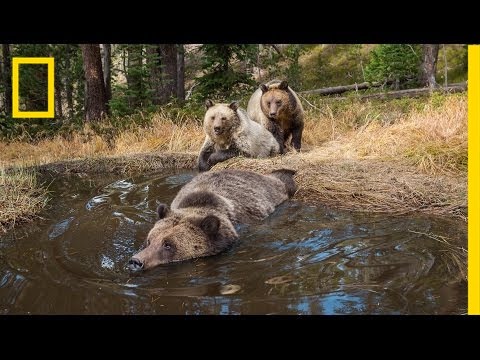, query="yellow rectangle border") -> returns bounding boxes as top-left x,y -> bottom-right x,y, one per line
12,57 -> 55,118
469,45 -> 480,315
